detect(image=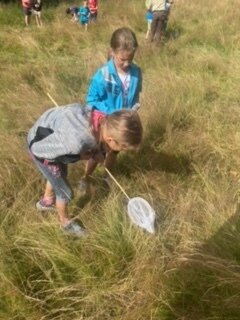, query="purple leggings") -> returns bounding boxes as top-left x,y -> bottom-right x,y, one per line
30,153 -> 73,203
